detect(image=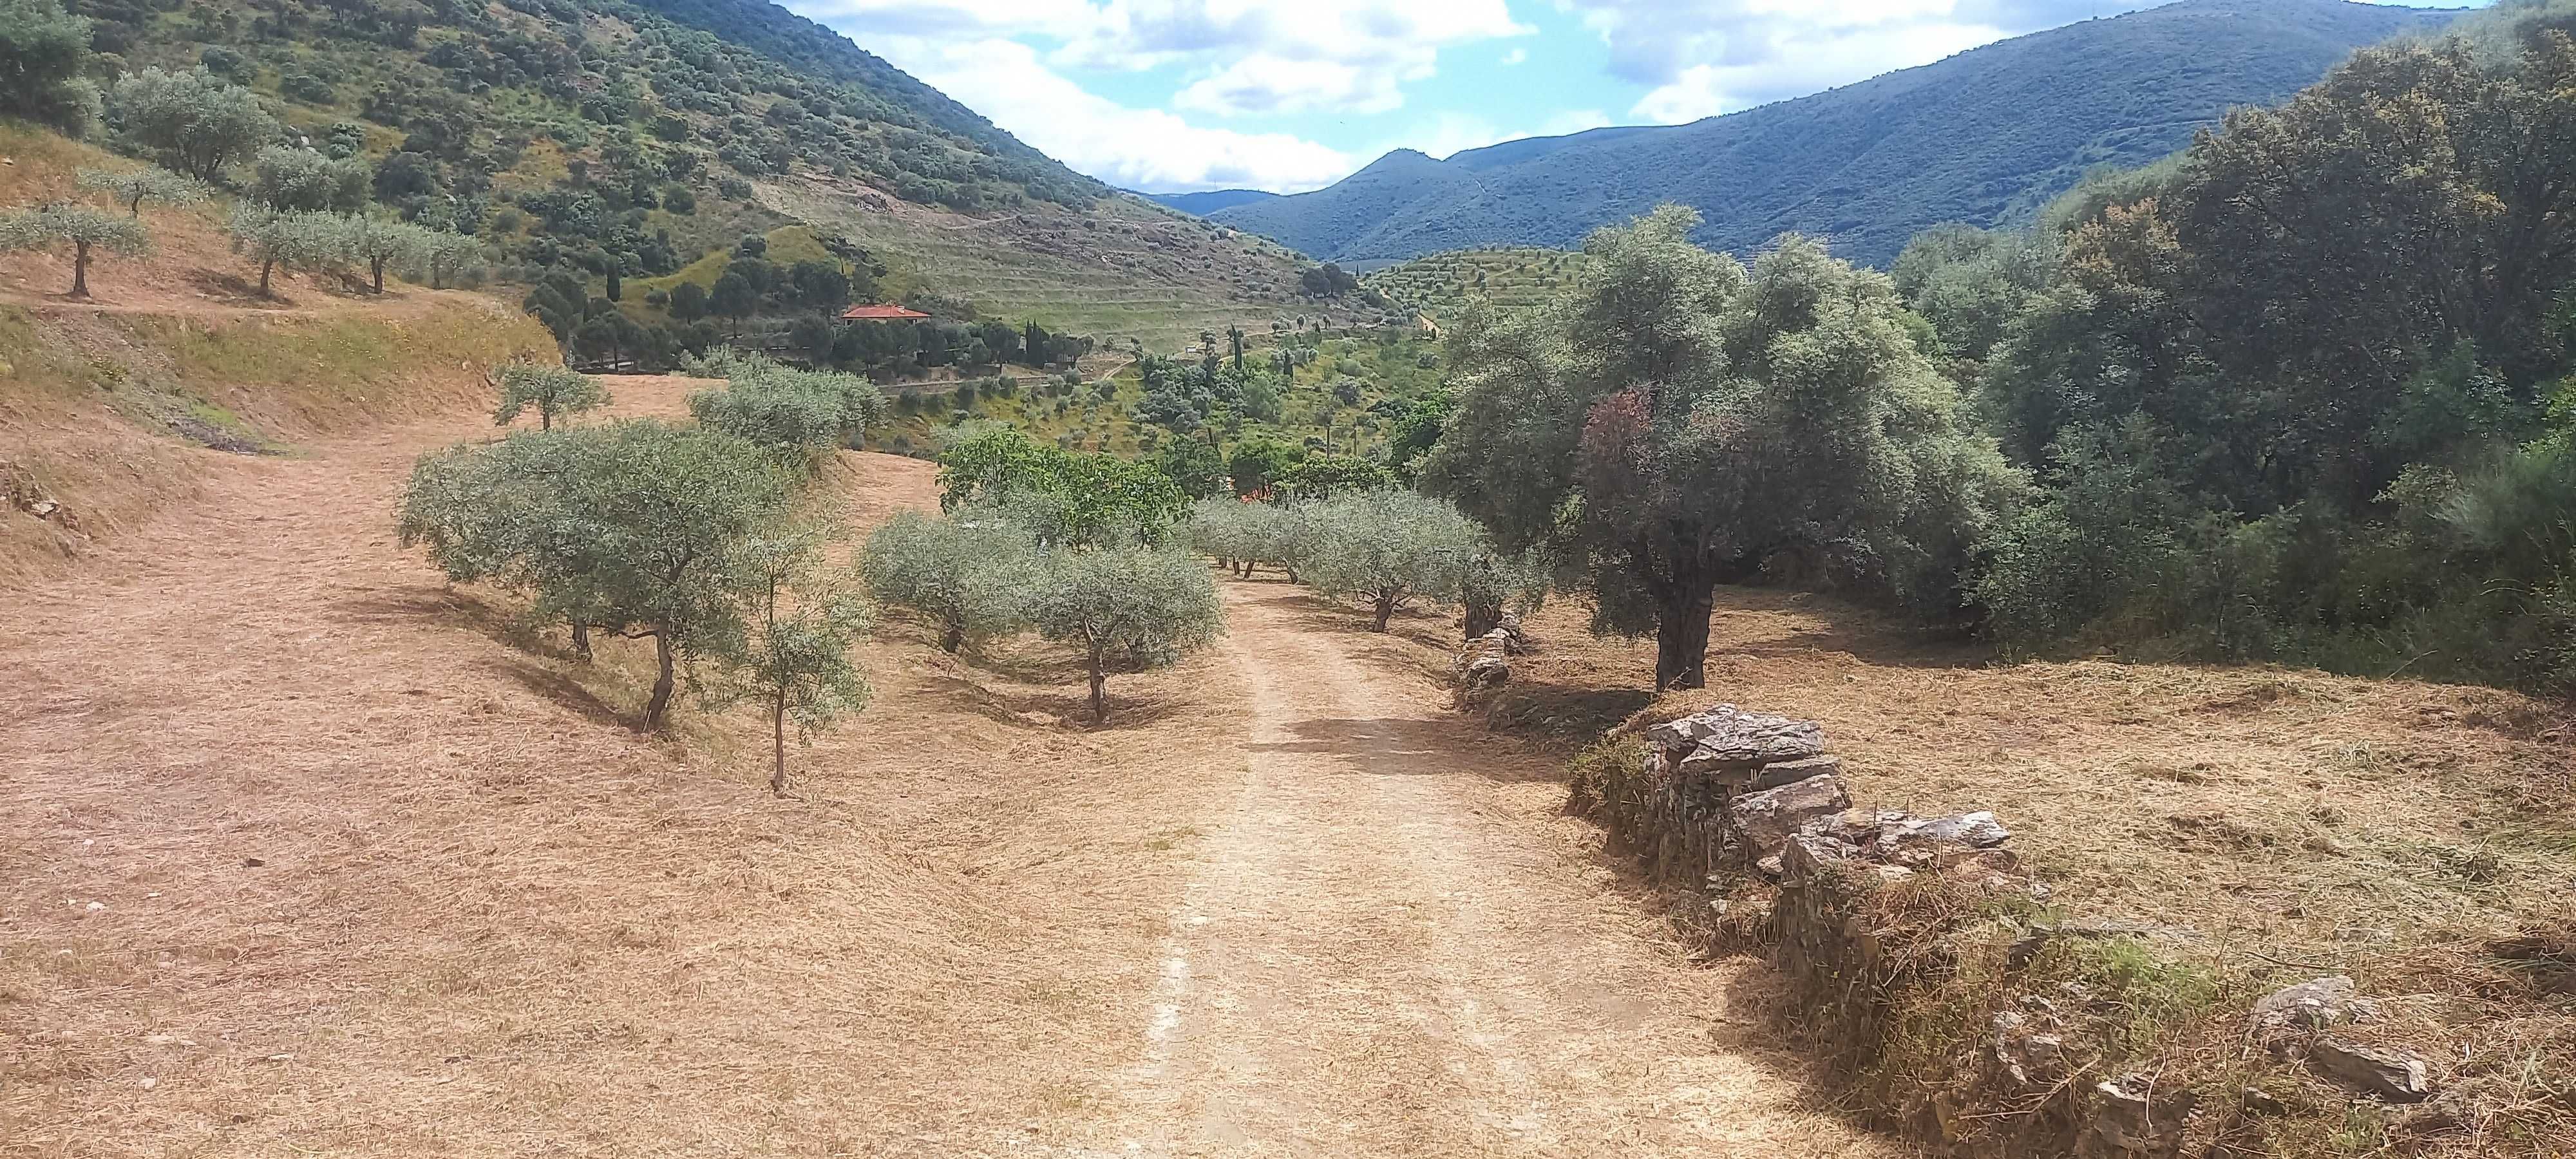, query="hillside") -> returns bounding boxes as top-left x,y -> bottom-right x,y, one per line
1209,0 -> 2452,265
1360,247 -> 1592,321
62,0 -> 1320,350
1142,189 -> 1280,215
